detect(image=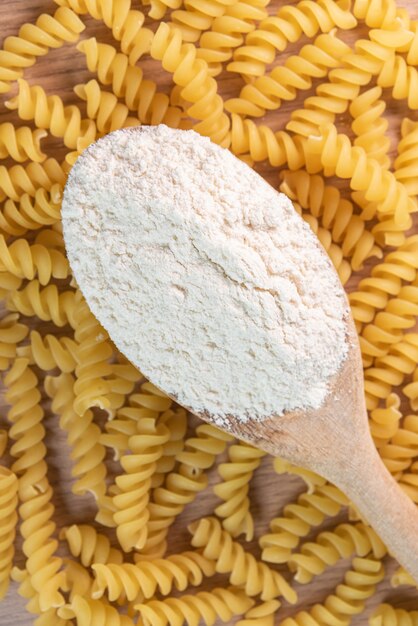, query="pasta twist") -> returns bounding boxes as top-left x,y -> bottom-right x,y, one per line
59,595 -> 135,626
74,80 -> 140,134
77,38 -> 184,127
394,118 -> 418,196
0,123 -> 46,163
7,280 -> 77,328
352,0 -> 399,27
189,517 -> 297,603
236,601 -> 280,626
1,187 -> 62,238
305,124 -> 413,228
0,431 -> 7,458
91,551 -> 216,602
53,0 -> 153,64
0,158 -> 66,203
227,0 -> 357,78
369,392 -> 402,446
279,169 -> 381,272
349,86 -> 391,167
150,23 -> 230,146
273,457 -> 326,494
281,557 -> 385,626
113,416 -> 170,552
6,79 -> 97,151
286,35 -> 394,137
0,313 -> 28,371
226,32 -> 351,116
0,467 -> 18,600
45,373 -> 107,499
72,291 -> 113,416
0,233 -> 69,287
62,559 -> 93,602
230,114 -> 309,169
259,483 -> 348,564
391,566 -> 418,588
370,605 -> 418,626
378,54 -> 418,110
17,330 -> 78,373
4,358 -> 65,610
140,423 -> 233,558
214,441 -> 266,540
192,0 -> 269,75
60,525 -> 123,566
287,522 -> 386,583
0,7 -> 85,93
135,587 -> 255,626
